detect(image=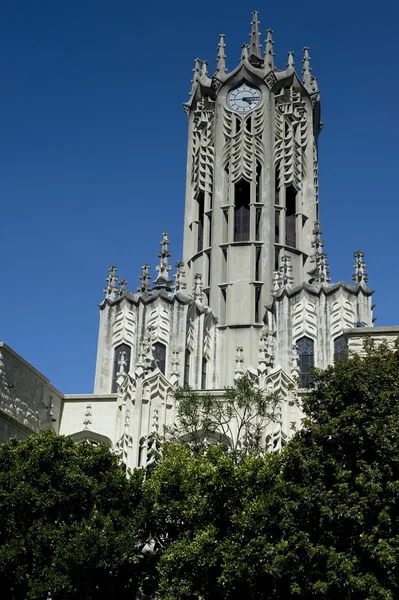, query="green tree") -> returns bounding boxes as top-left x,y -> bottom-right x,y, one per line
168,375 -> 279,461
147,341 -> 399,599
0,429 -> 146,600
